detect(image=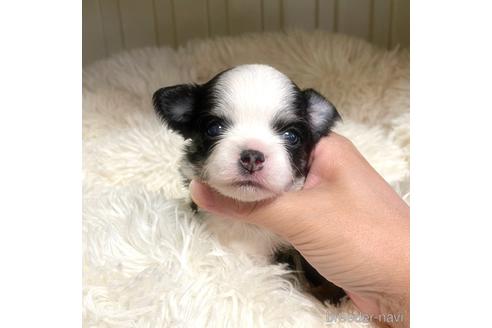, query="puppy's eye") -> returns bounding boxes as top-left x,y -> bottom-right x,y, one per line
282,131 -> 300,145
206,122 -> 223,137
